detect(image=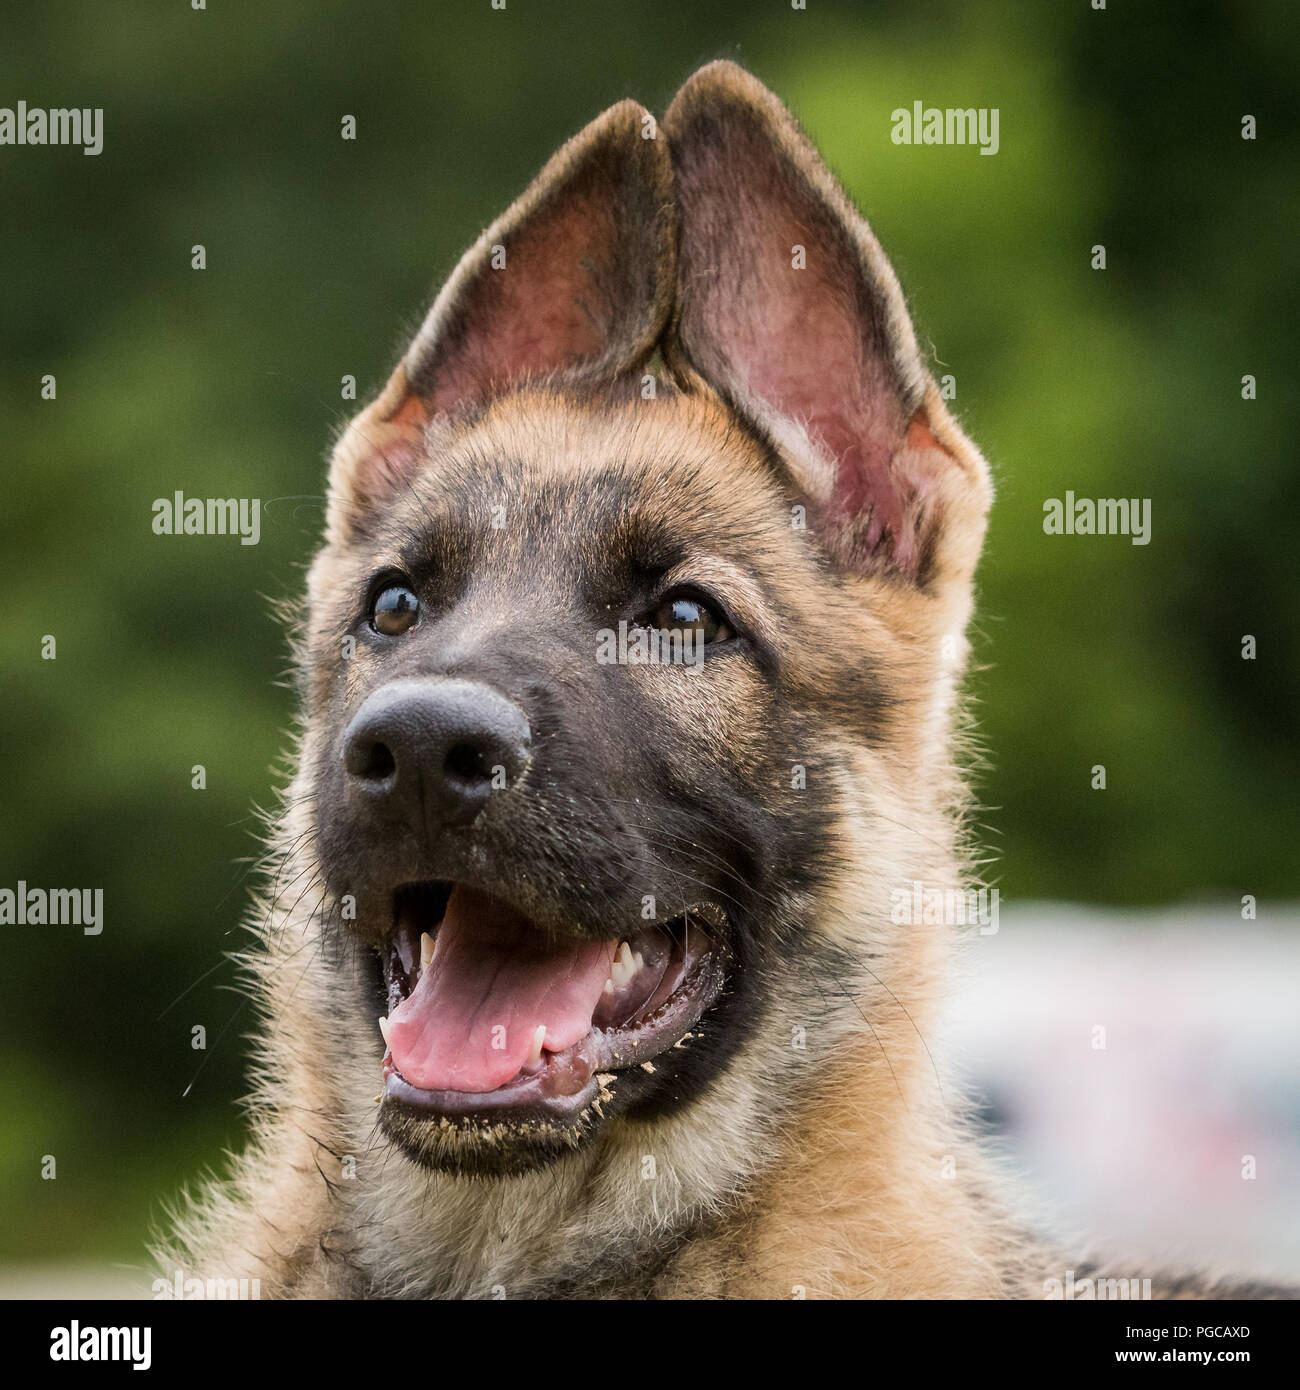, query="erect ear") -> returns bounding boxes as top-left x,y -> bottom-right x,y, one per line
663,62 -> 990,587
326,99 -> 675,542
